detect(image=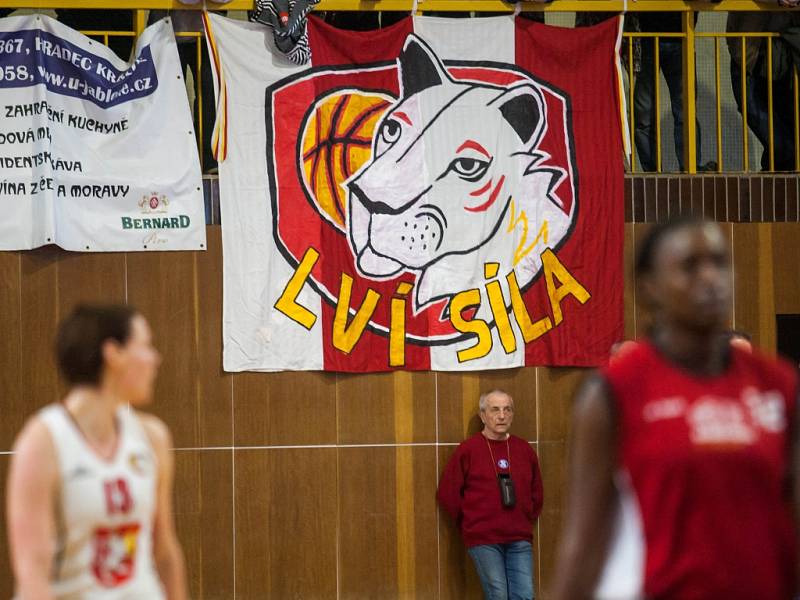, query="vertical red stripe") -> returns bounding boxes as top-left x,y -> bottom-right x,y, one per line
514,16 -> 625,366
307,15 -> 414,67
